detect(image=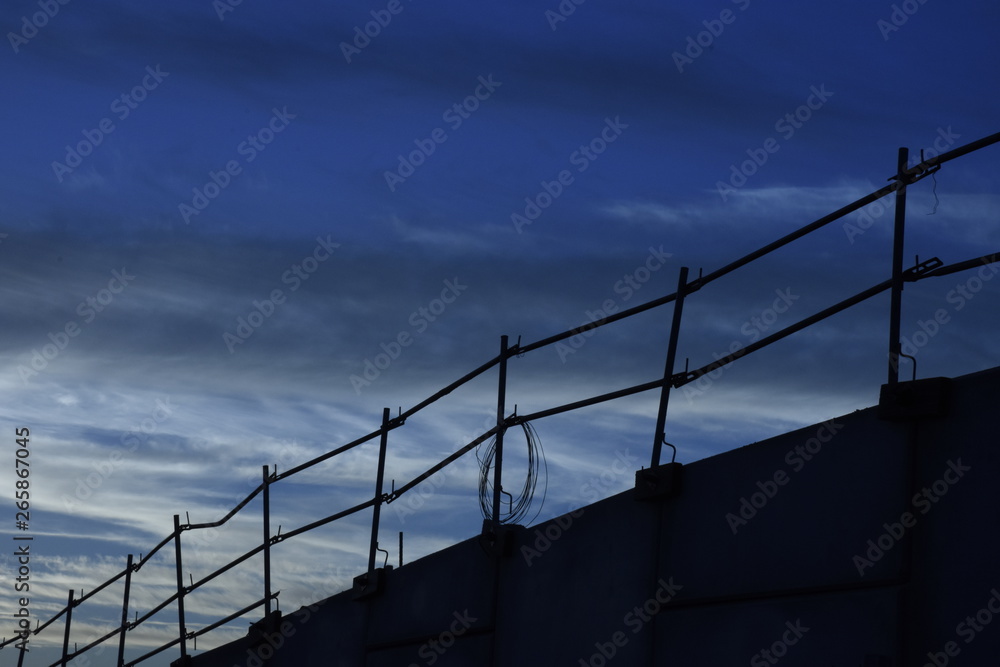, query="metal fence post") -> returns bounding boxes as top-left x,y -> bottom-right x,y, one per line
491,335 -> 509,528
117,554 -> 134,667
60,589 -> 74,666
651,267 -> 689,468
262,465 -> 273,617
888,146 -> 909,385
173,514 -> 188,661
17,619 -> 30,667
366,408 -> 391,580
